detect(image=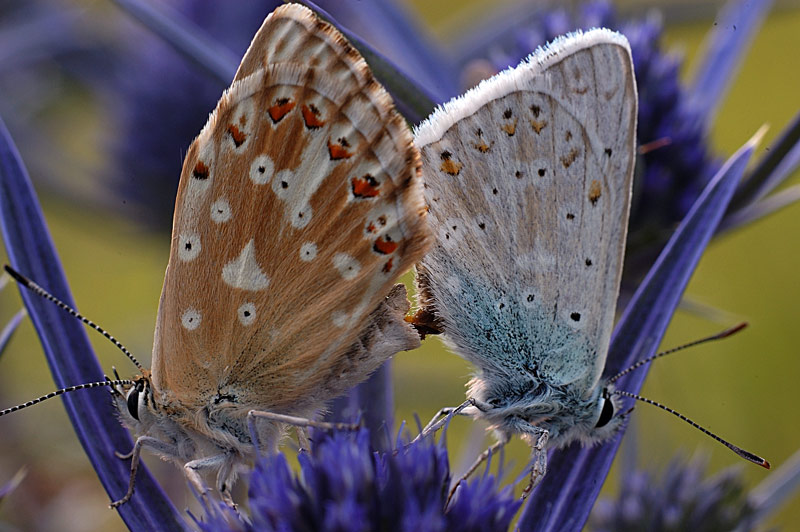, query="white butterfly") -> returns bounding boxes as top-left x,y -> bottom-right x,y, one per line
411,29 -> 636,482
